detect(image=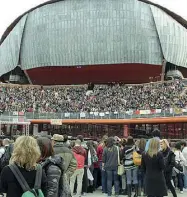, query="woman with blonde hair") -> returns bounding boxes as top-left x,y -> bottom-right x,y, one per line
0,136 -> 46,197
142,138 -> 167,197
